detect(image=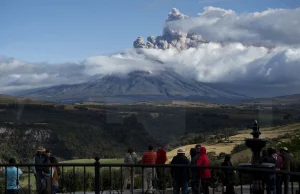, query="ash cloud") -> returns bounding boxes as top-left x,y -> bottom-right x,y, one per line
133,8 -> 204,50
